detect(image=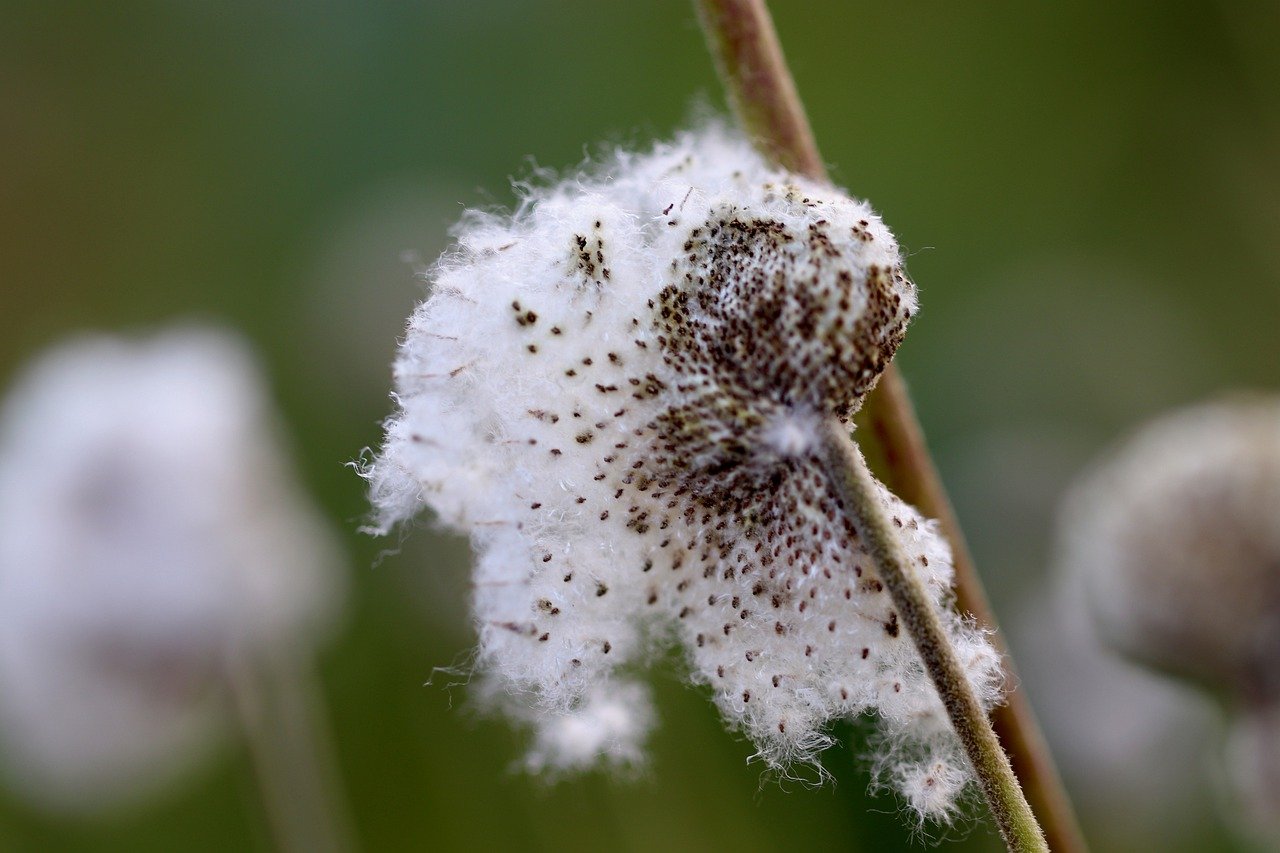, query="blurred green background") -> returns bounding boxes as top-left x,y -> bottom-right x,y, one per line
2,1 -> 1277,850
